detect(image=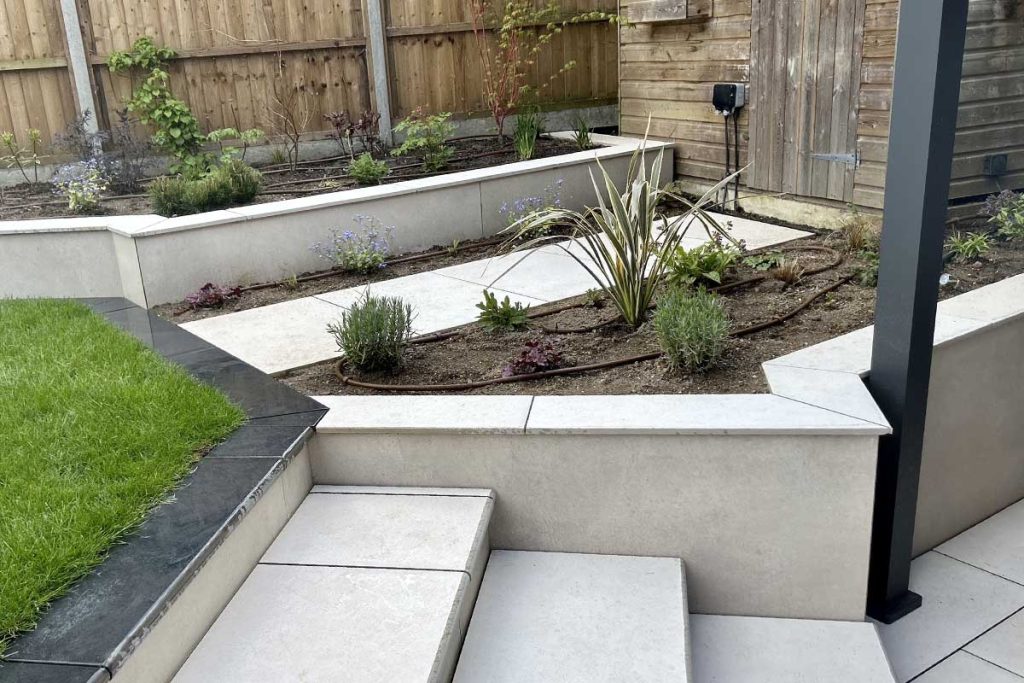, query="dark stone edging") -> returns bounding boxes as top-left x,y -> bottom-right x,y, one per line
0,298 -> 325,683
